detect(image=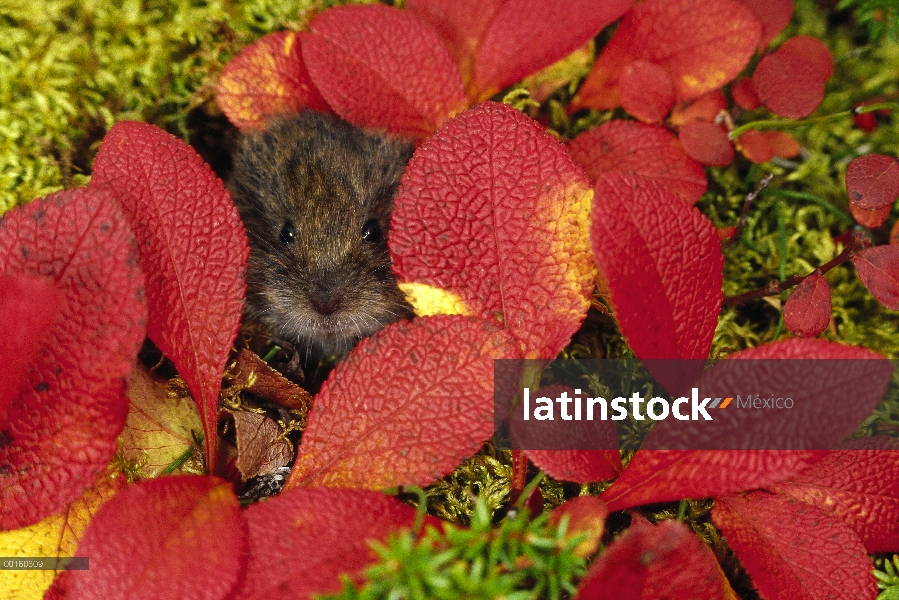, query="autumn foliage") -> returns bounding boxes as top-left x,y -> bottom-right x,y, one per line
2,0 -> 899,599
